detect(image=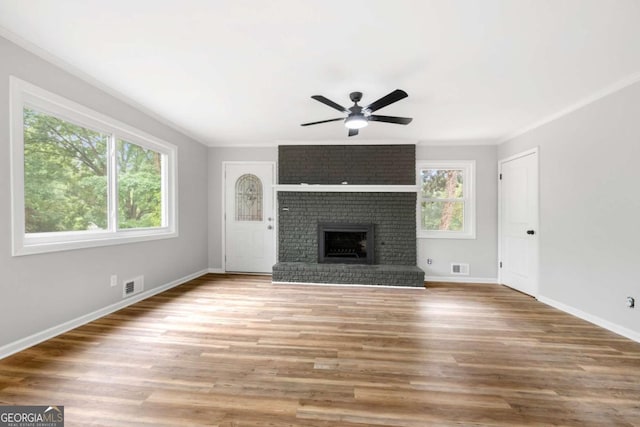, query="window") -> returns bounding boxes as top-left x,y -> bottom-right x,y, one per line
10,77 -> 177,255
117,139 -> 164,229
417,160 -> 475,239
235,174 -> 263,221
